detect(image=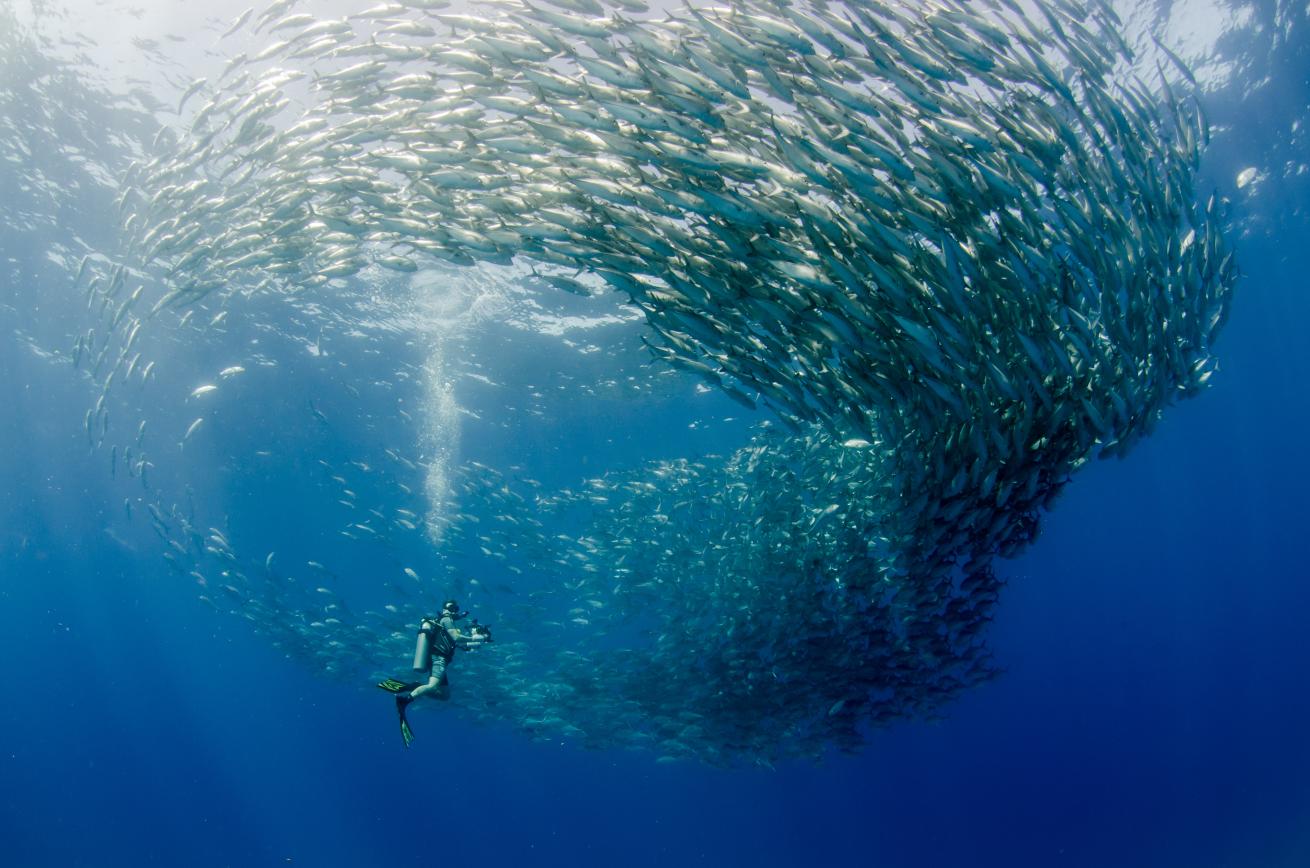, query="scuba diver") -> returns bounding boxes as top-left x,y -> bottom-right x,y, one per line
377,600 -> 492,747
